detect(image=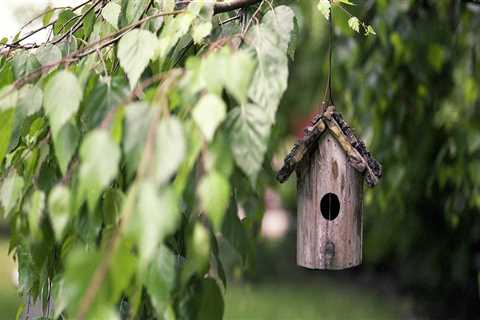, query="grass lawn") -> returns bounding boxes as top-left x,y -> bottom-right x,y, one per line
225,281 -> 404,320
